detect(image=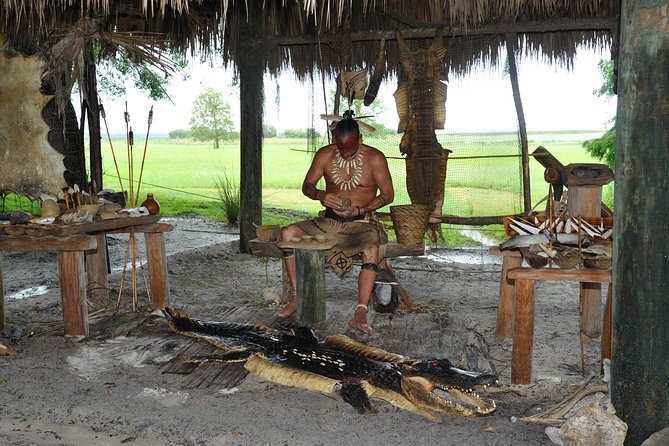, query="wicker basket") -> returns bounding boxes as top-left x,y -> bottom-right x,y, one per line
390,204 -> 431,245
254,224 -> 281,242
